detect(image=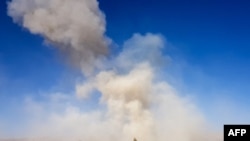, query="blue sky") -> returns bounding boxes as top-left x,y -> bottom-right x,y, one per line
0,0 -> 250,135
95,0 -> 250,124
